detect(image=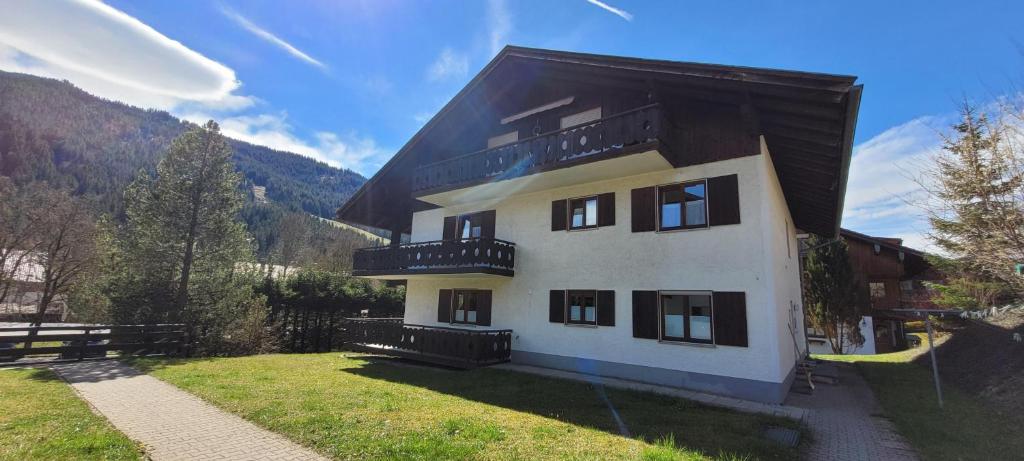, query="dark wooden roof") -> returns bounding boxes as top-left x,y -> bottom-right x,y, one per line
338,46 -> 863,237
